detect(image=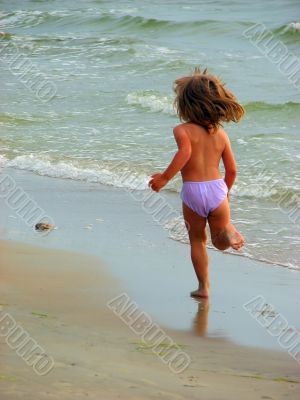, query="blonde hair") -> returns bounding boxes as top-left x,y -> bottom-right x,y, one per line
173,67 -> 244,133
